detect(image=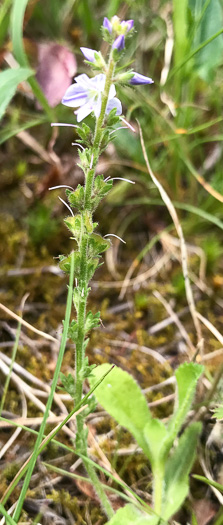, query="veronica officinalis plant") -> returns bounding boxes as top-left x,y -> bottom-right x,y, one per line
52,15 -> 153,519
